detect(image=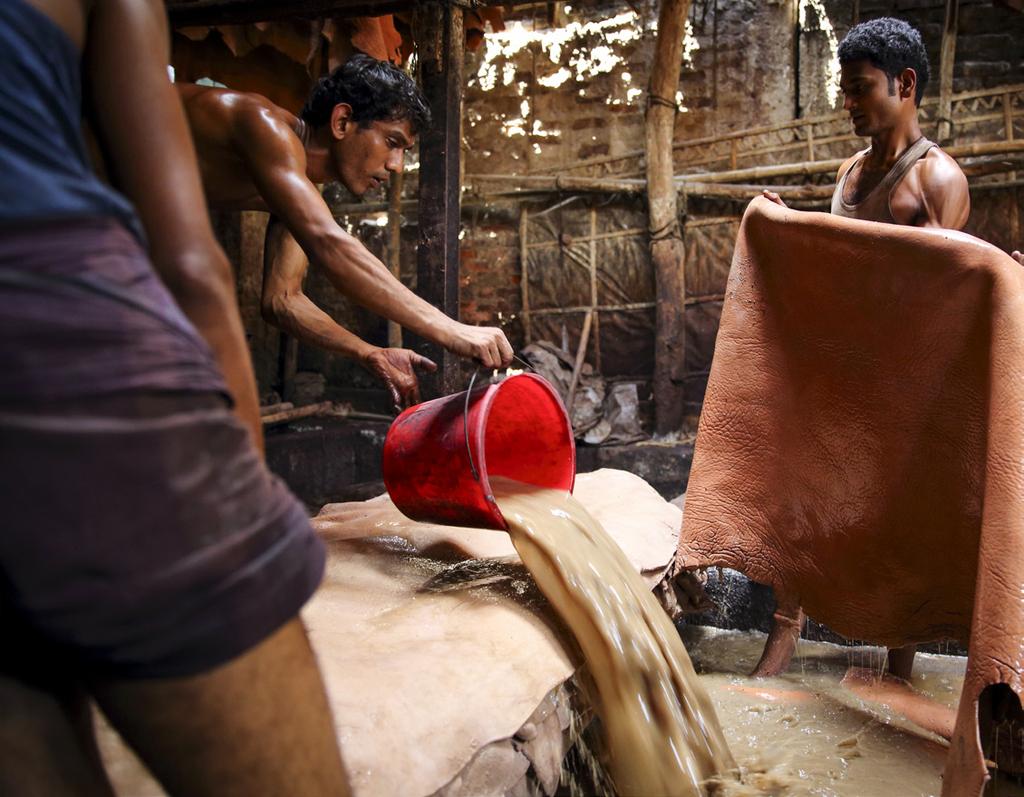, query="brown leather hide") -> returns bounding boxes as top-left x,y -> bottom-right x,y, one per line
171,10 -> 503,114
679,197 -> 1024,796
